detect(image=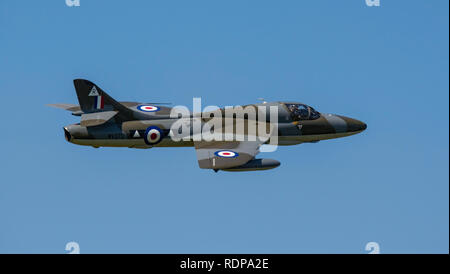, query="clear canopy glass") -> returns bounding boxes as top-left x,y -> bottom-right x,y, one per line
285,103 -> 320,121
